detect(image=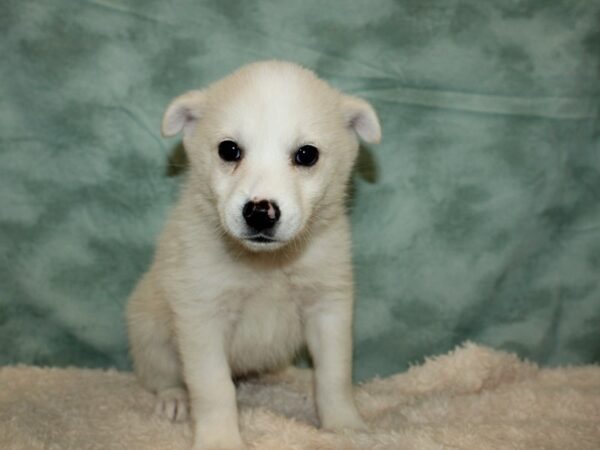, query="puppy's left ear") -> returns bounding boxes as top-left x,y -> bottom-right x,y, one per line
341,95 -> 381,144
161,90 -> 206,137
